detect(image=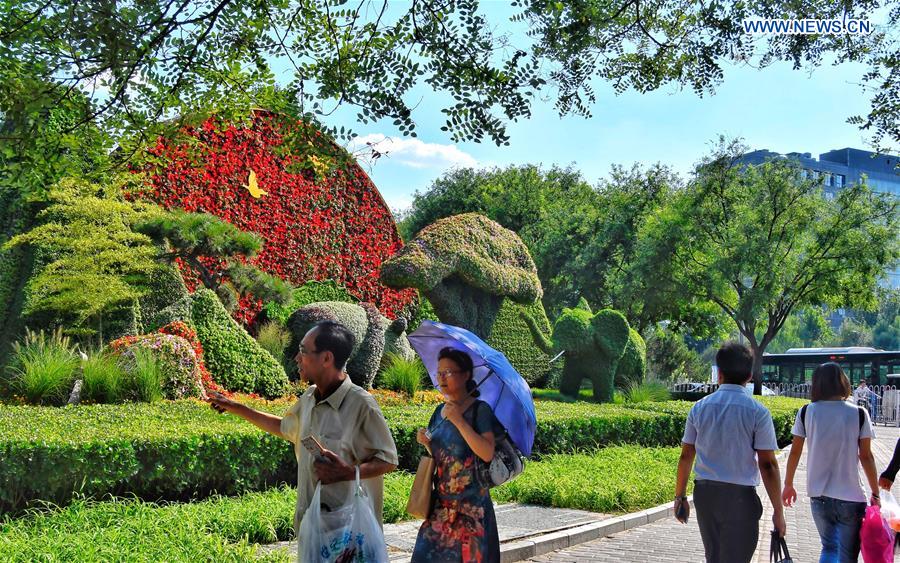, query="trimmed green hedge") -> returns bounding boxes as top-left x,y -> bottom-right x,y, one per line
624,396 -> 807,446
0,397 -> 805,514
0,400 -> 296,514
